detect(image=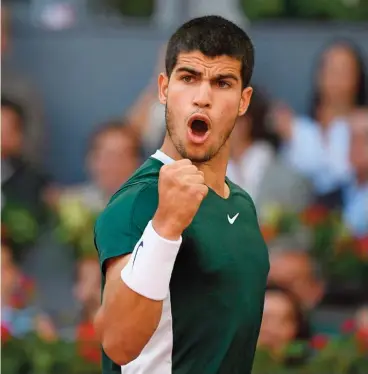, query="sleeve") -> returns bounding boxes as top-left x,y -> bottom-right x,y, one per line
94,182 -> 159,274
